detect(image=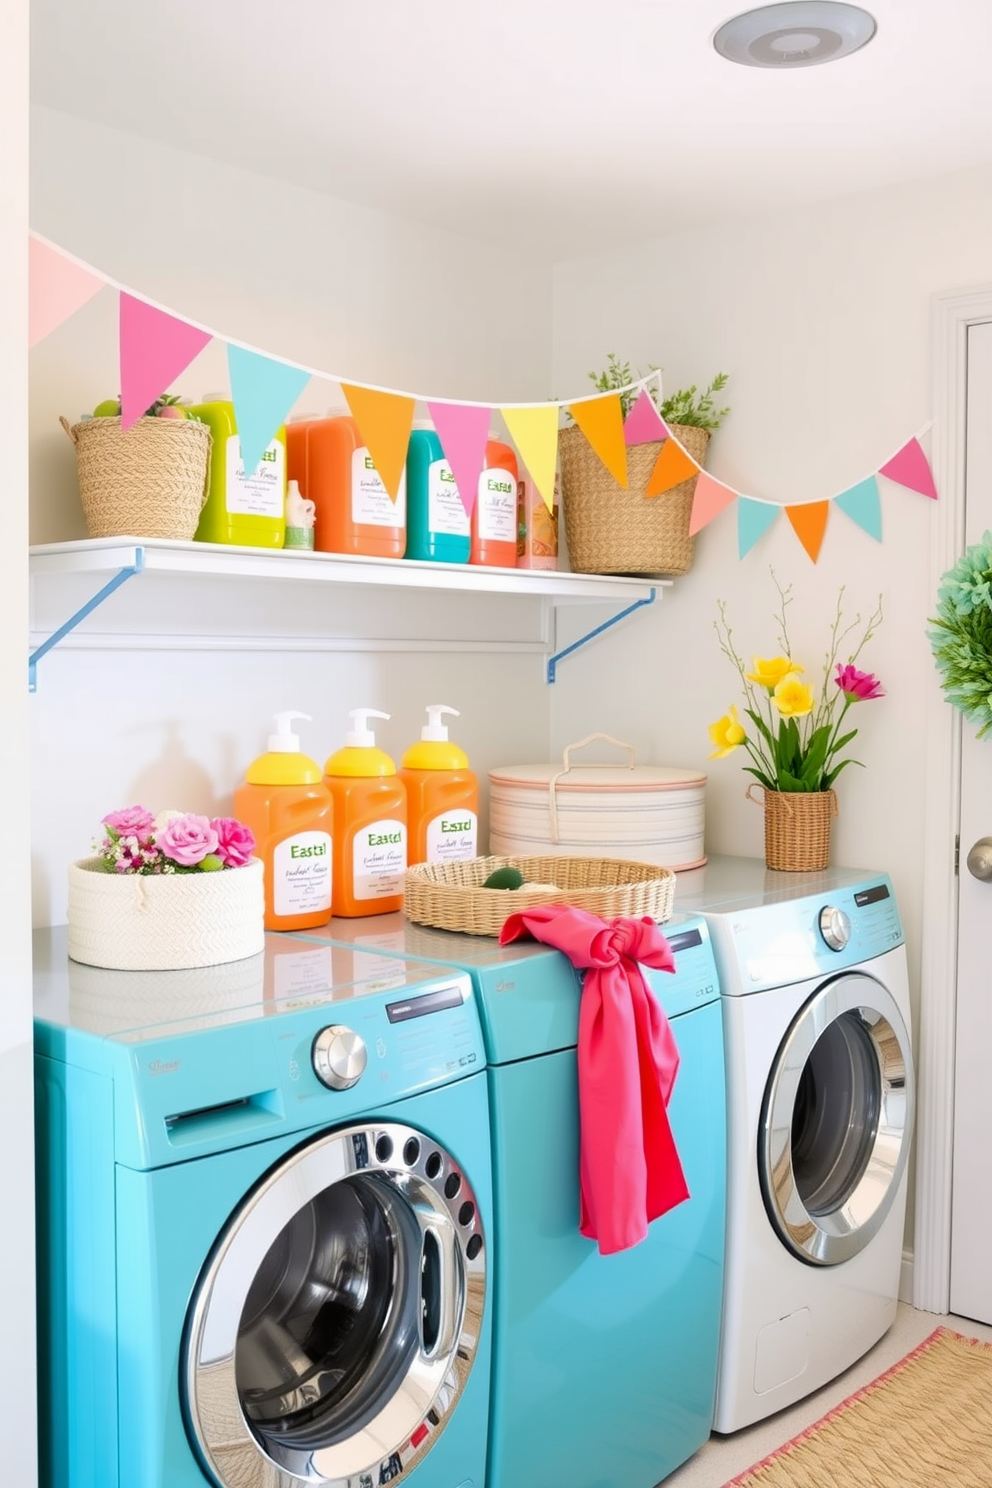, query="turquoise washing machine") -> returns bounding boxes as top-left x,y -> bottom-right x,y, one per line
33,927 -> 493,1488
299,913 -> 727,1488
